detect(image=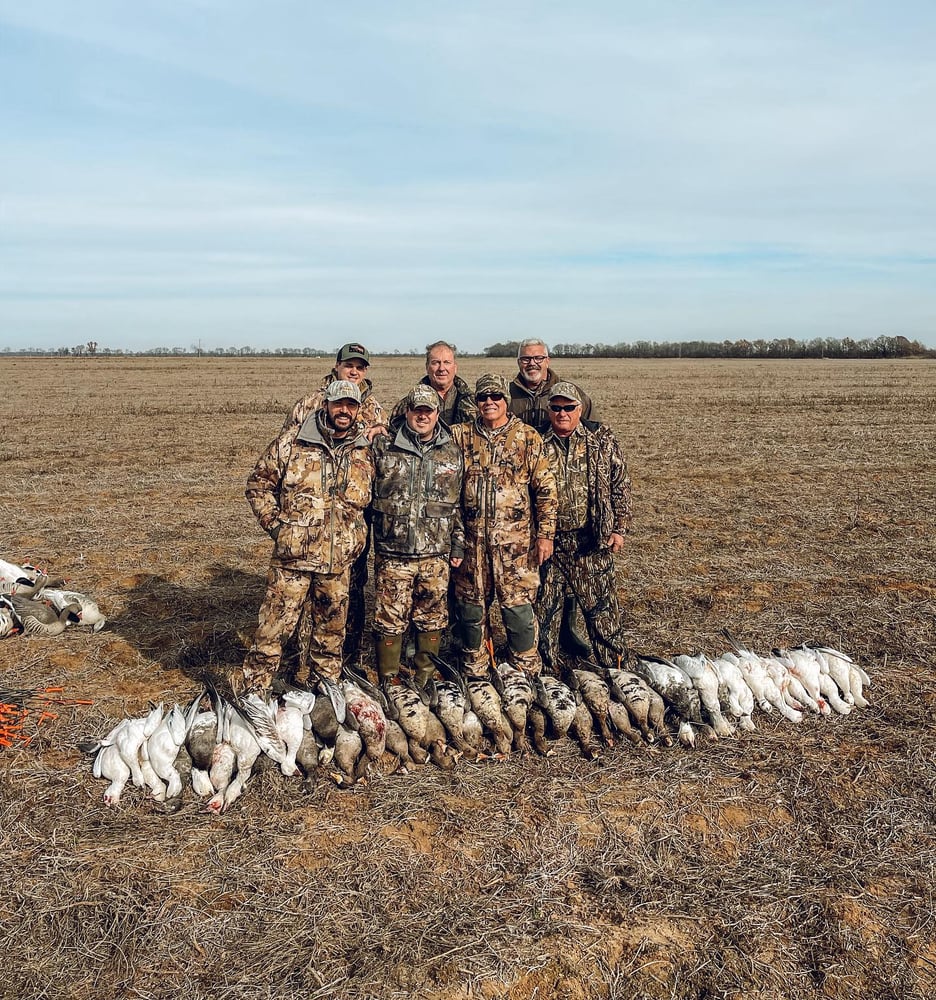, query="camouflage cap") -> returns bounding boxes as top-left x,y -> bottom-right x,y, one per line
335,342 -> 370,365
407,384 -> 441,410
475,373 -> 511,397
548,380 -> 582,403
324,379 -> 362,404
